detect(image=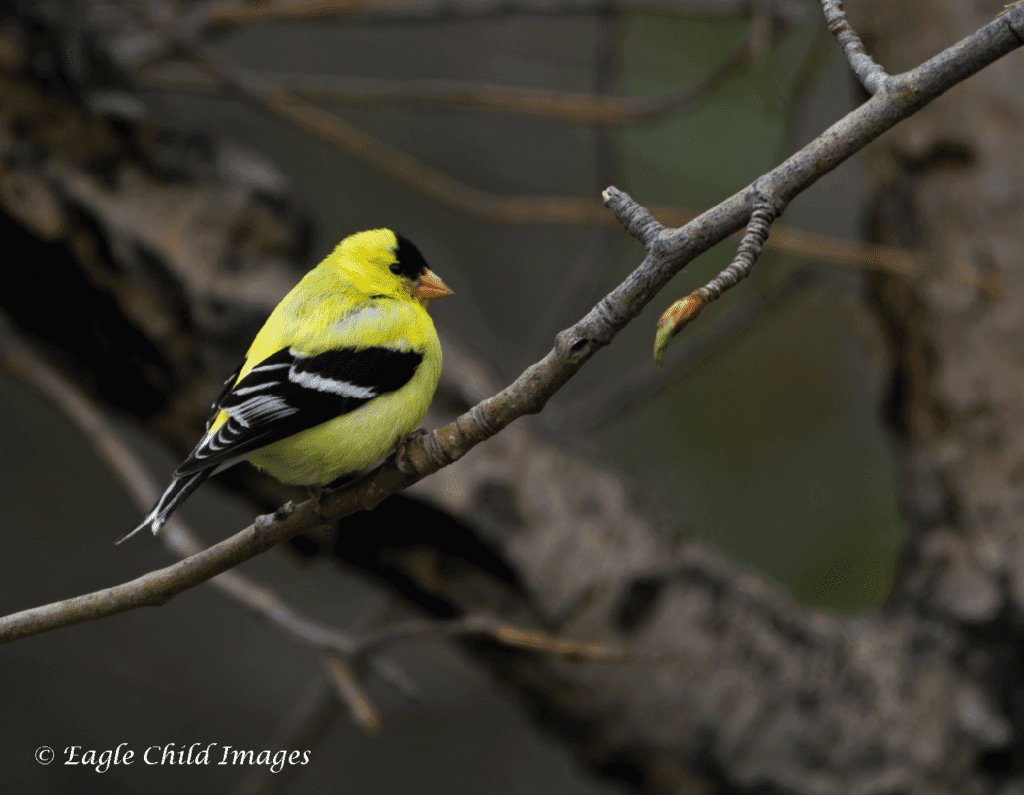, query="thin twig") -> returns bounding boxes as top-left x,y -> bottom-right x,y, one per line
819,0 -> 889,93
652,191 -> 780,368
351,613 -> 657,663
322,653 -> 385,735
